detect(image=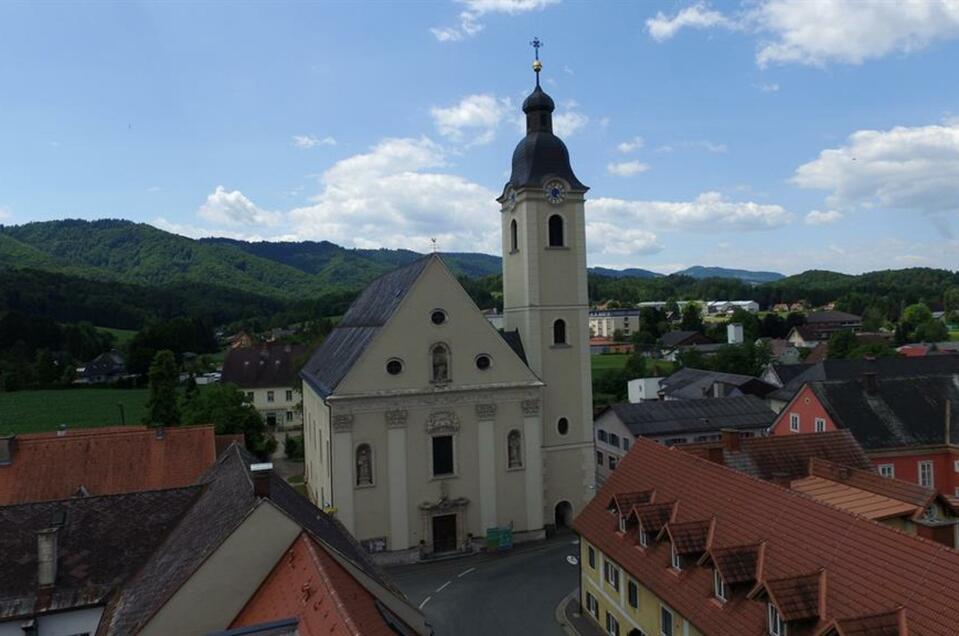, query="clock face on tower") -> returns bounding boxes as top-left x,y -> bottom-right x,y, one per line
544,180 -> 566,205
